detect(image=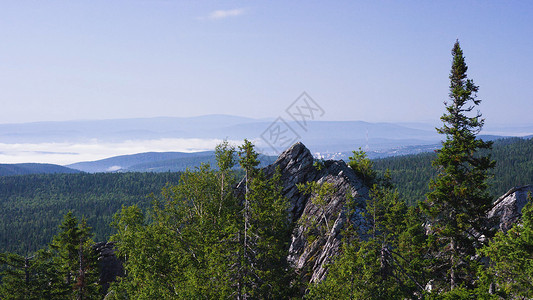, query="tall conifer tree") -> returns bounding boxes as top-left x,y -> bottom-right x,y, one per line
422,40 -> 495,291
